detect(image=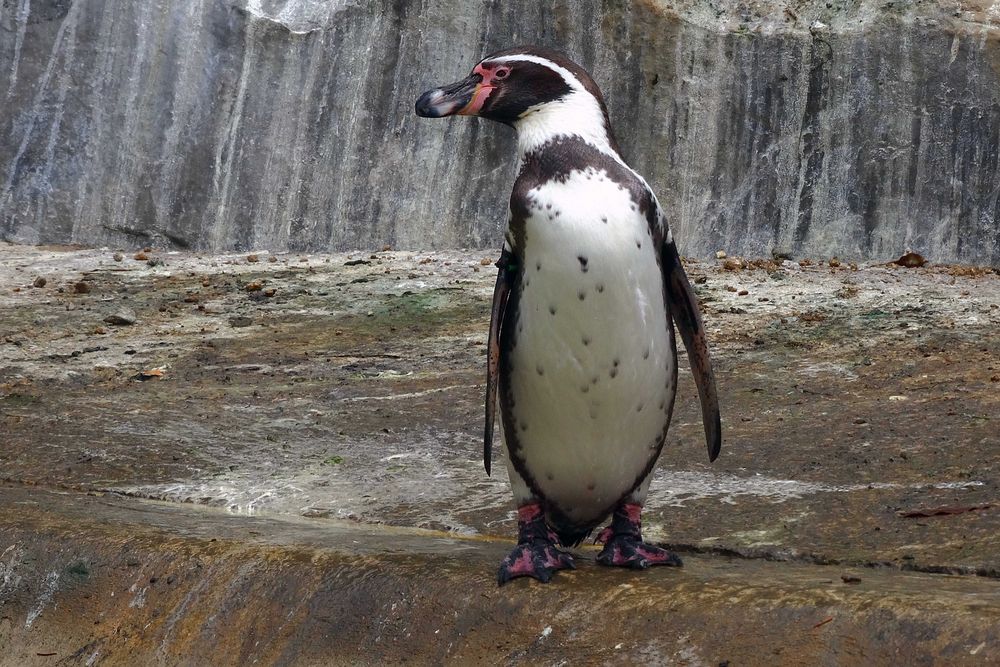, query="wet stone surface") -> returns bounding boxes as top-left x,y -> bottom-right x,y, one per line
1,243 -> 999,577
